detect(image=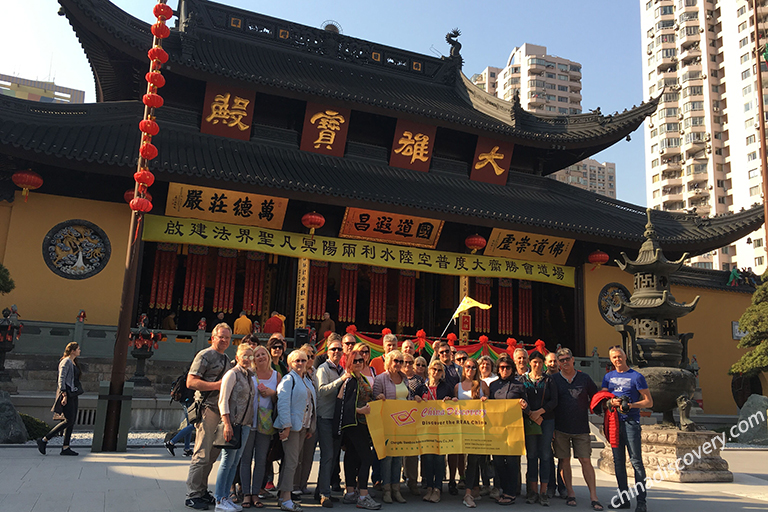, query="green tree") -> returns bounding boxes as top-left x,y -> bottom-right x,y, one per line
730,270 -> 768,377
0,263 -> 14,295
